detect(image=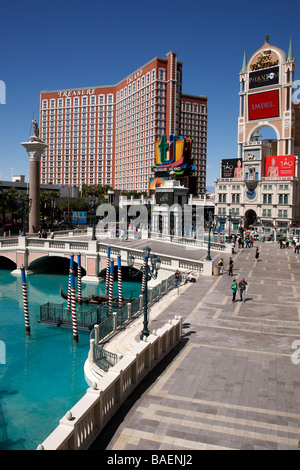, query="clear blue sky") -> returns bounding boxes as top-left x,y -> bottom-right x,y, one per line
0,0 -> 299,187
